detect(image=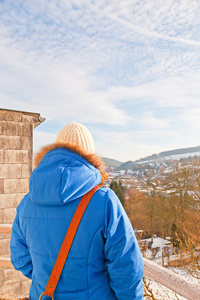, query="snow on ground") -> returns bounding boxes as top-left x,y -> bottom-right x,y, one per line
136,151 -> 200,165
142,236 -> 199,299
164,151 -> 200,161
144,277 -> 187,300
